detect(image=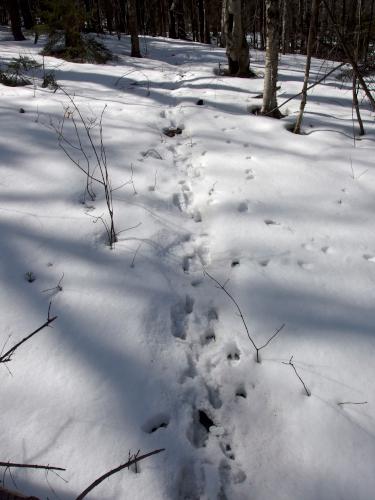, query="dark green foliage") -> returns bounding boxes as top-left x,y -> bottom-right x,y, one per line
42,33 -> 113,63
42,71 -> 58,90
0,56 -> 40,87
